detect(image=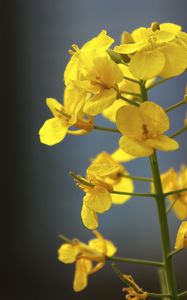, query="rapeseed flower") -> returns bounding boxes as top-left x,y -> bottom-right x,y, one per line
116,101 -> 179,157
58,230 -> 117,291
160,167 -> 187,219
114,22 -> 187,79
39,86 -> 93,146
175,222 -> 187,250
